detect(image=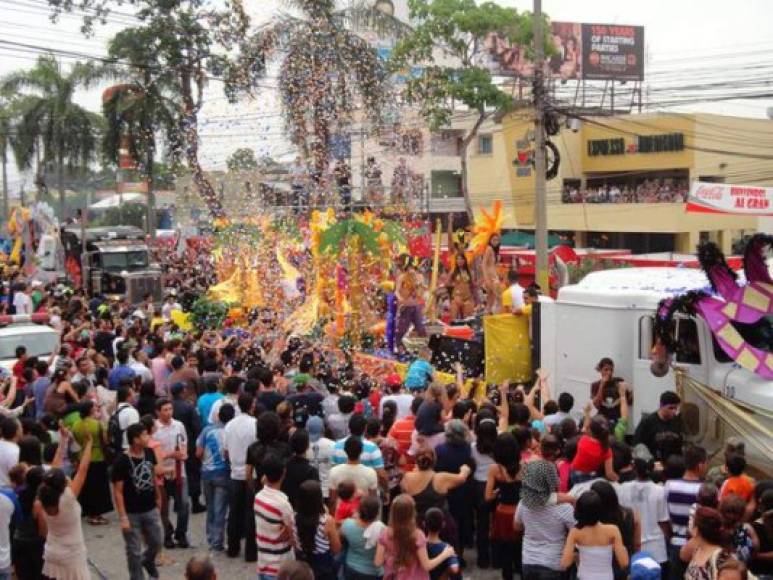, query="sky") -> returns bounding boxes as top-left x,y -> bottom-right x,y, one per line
1,0 -> 772,192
